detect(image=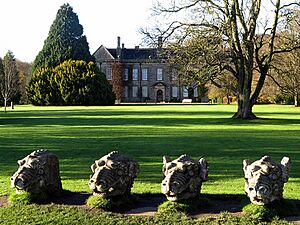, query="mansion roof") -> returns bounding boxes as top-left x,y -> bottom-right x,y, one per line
93,36 -> 165,63
108,48 -> 160,60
